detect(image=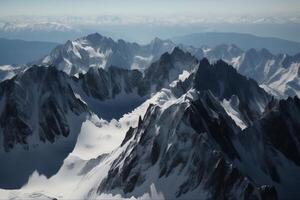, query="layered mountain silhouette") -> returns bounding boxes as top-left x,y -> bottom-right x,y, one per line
34,33 -> 300,98
0,33 -> 300,199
